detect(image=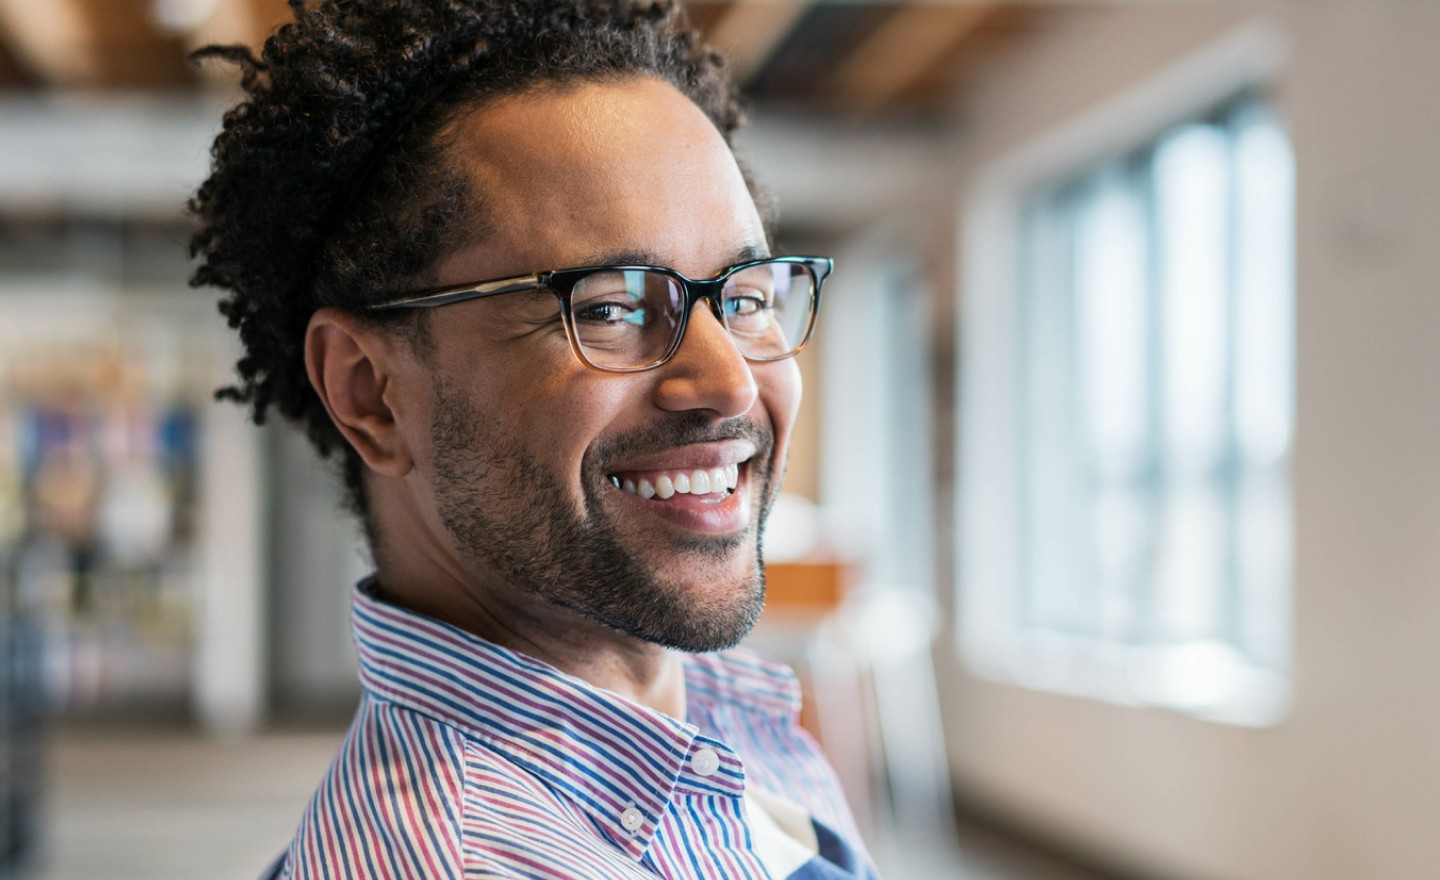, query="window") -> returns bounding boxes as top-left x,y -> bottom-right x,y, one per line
964,94 -> 1294,725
